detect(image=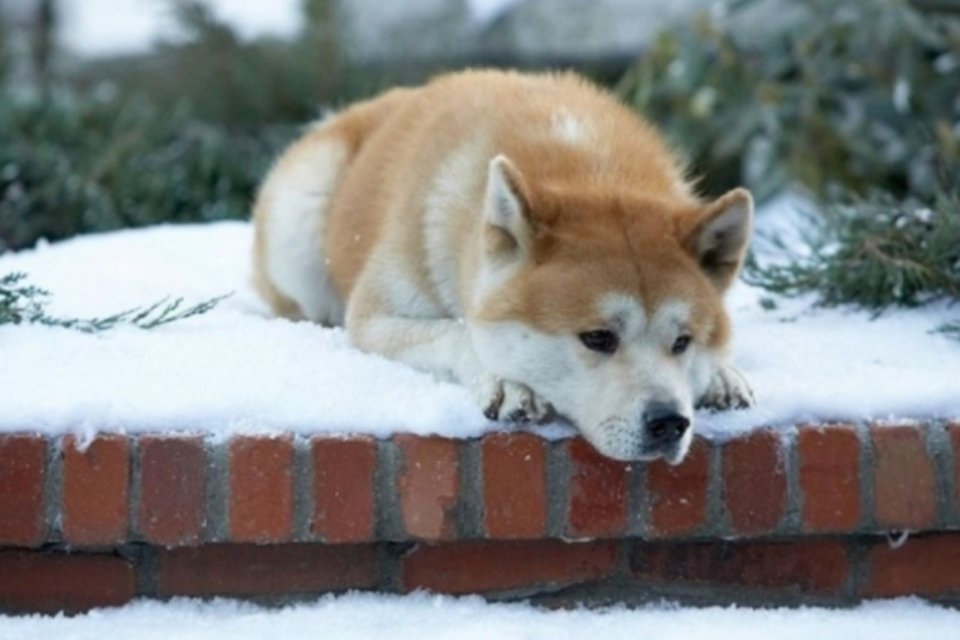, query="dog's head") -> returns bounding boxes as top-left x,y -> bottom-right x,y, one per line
469,155 -> 753,463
